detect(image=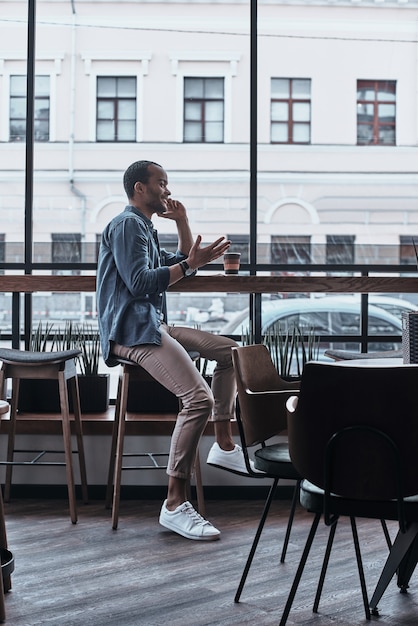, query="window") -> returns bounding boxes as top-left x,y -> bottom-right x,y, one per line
271,236 -> 311,265
271,78 -> 311,144
96,76 -> 136,142
357,80 -> 396,146
10,75 -> 50,142
51,234 -> 81,276
183,77 -> 224,143
227,234 -> 249,264
400,236 -> 418,266
326,236 -> 355,265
